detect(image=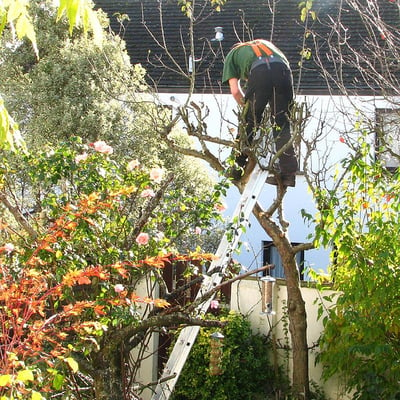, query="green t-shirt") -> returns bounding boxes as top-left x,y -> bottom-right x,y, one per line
222,39 -> 289,84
